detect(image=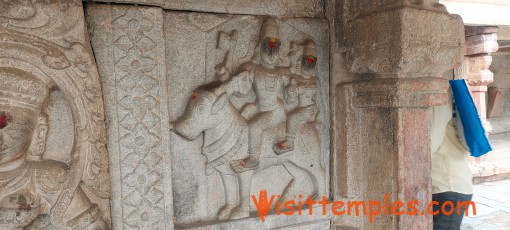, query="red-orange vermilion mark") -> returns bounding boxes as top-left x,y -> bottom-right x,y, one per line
0,112 -> 8,129
307,55 -> 316,65
269,38 -> 278,49
191,92 -> 200,100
